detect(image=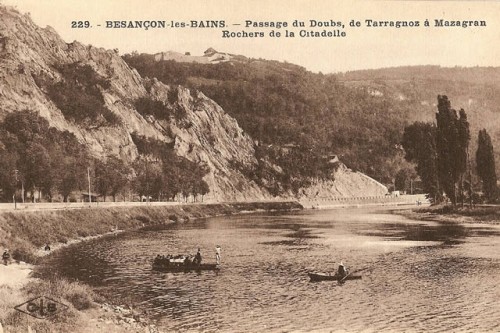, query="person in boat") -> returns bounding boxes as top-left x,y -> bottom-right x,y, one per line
194,248 -> 202,265
337,261 -> 348,278
215,245 -> 221,265
154,254 -> 164,265
2,249 -> 11,266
